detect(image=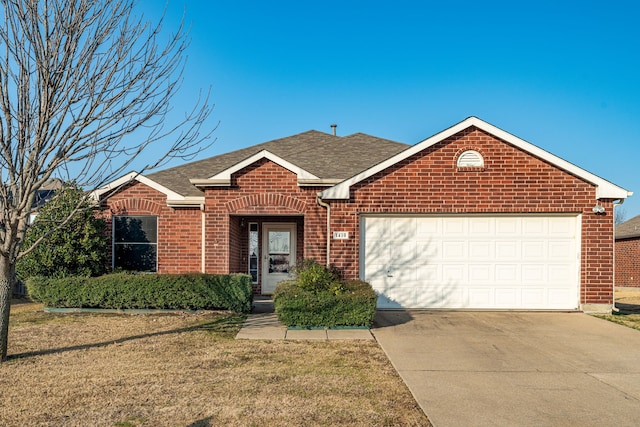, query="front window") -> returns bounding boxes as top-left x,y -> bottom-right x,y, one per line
113,215 -> 158,272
